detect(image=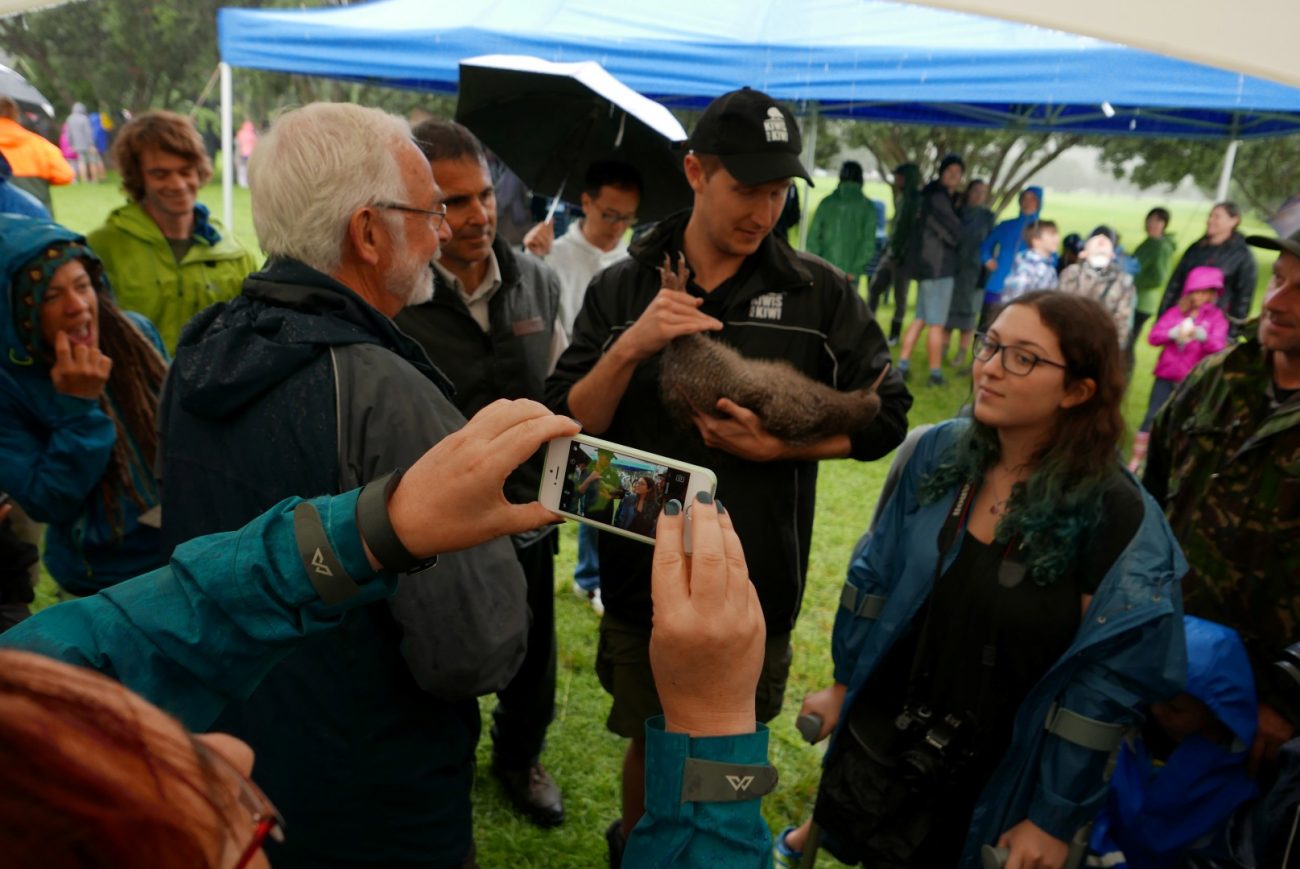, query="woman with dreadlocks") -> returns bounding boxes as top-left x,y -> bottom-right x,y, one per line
776,292 -> 1188,869
0,215 -> 168,596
